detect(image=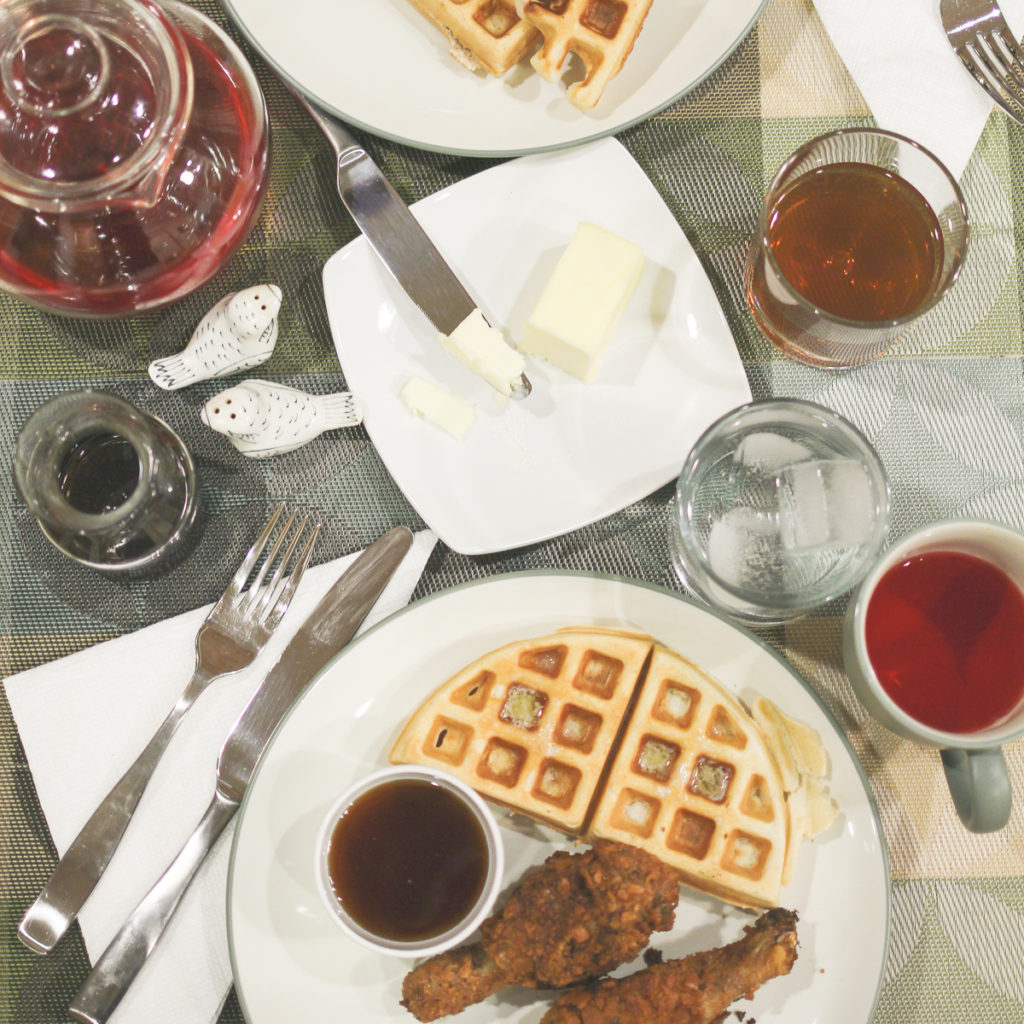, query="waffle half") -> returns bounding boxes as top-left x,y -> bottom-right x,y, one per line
389,628 -> 655,831
404,0 -> 542,76
587,645 -> 789,909
518,0 -> 654,110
